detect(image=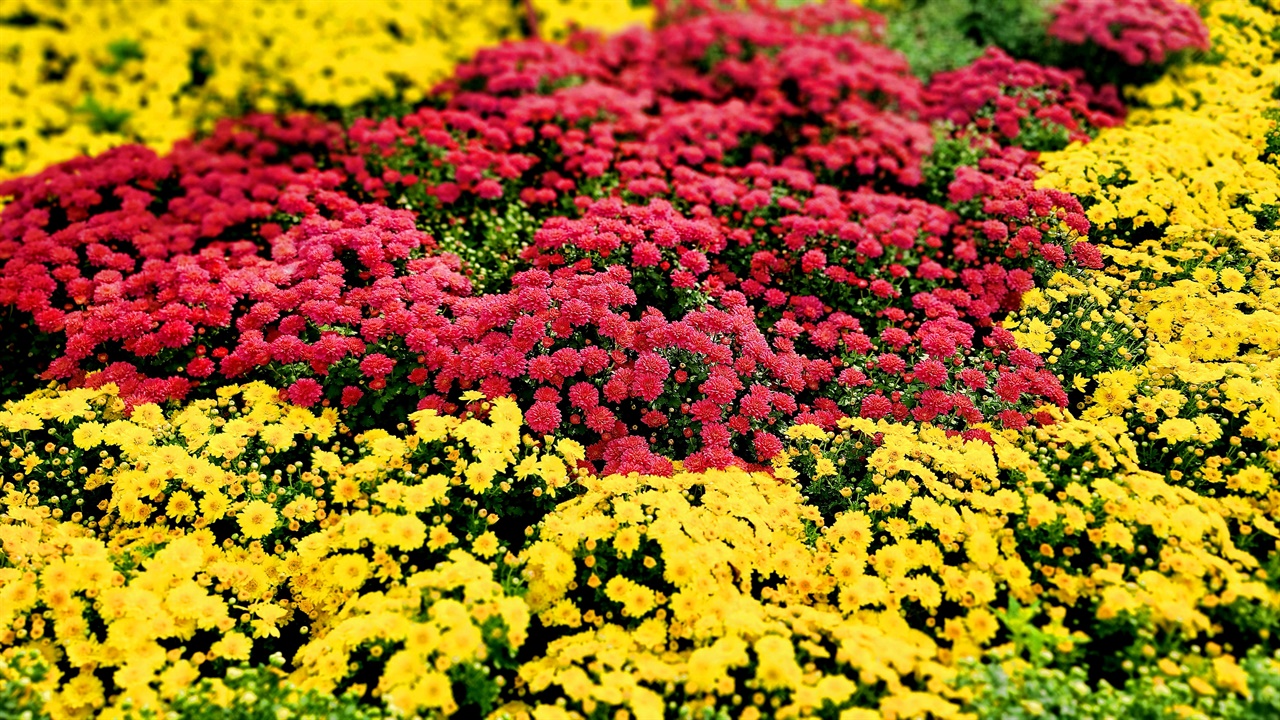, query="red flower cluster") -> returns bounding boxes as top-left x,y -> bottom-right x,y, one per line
0,1 -> 1126,473
925,48 -> 1123,149
0,114 -> 469,403
410,266 -> 817,474
354,1 -> 932,217
1049,0 -> 1211,66
400,228 -> 1069,474
945,143 -> 1103,271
